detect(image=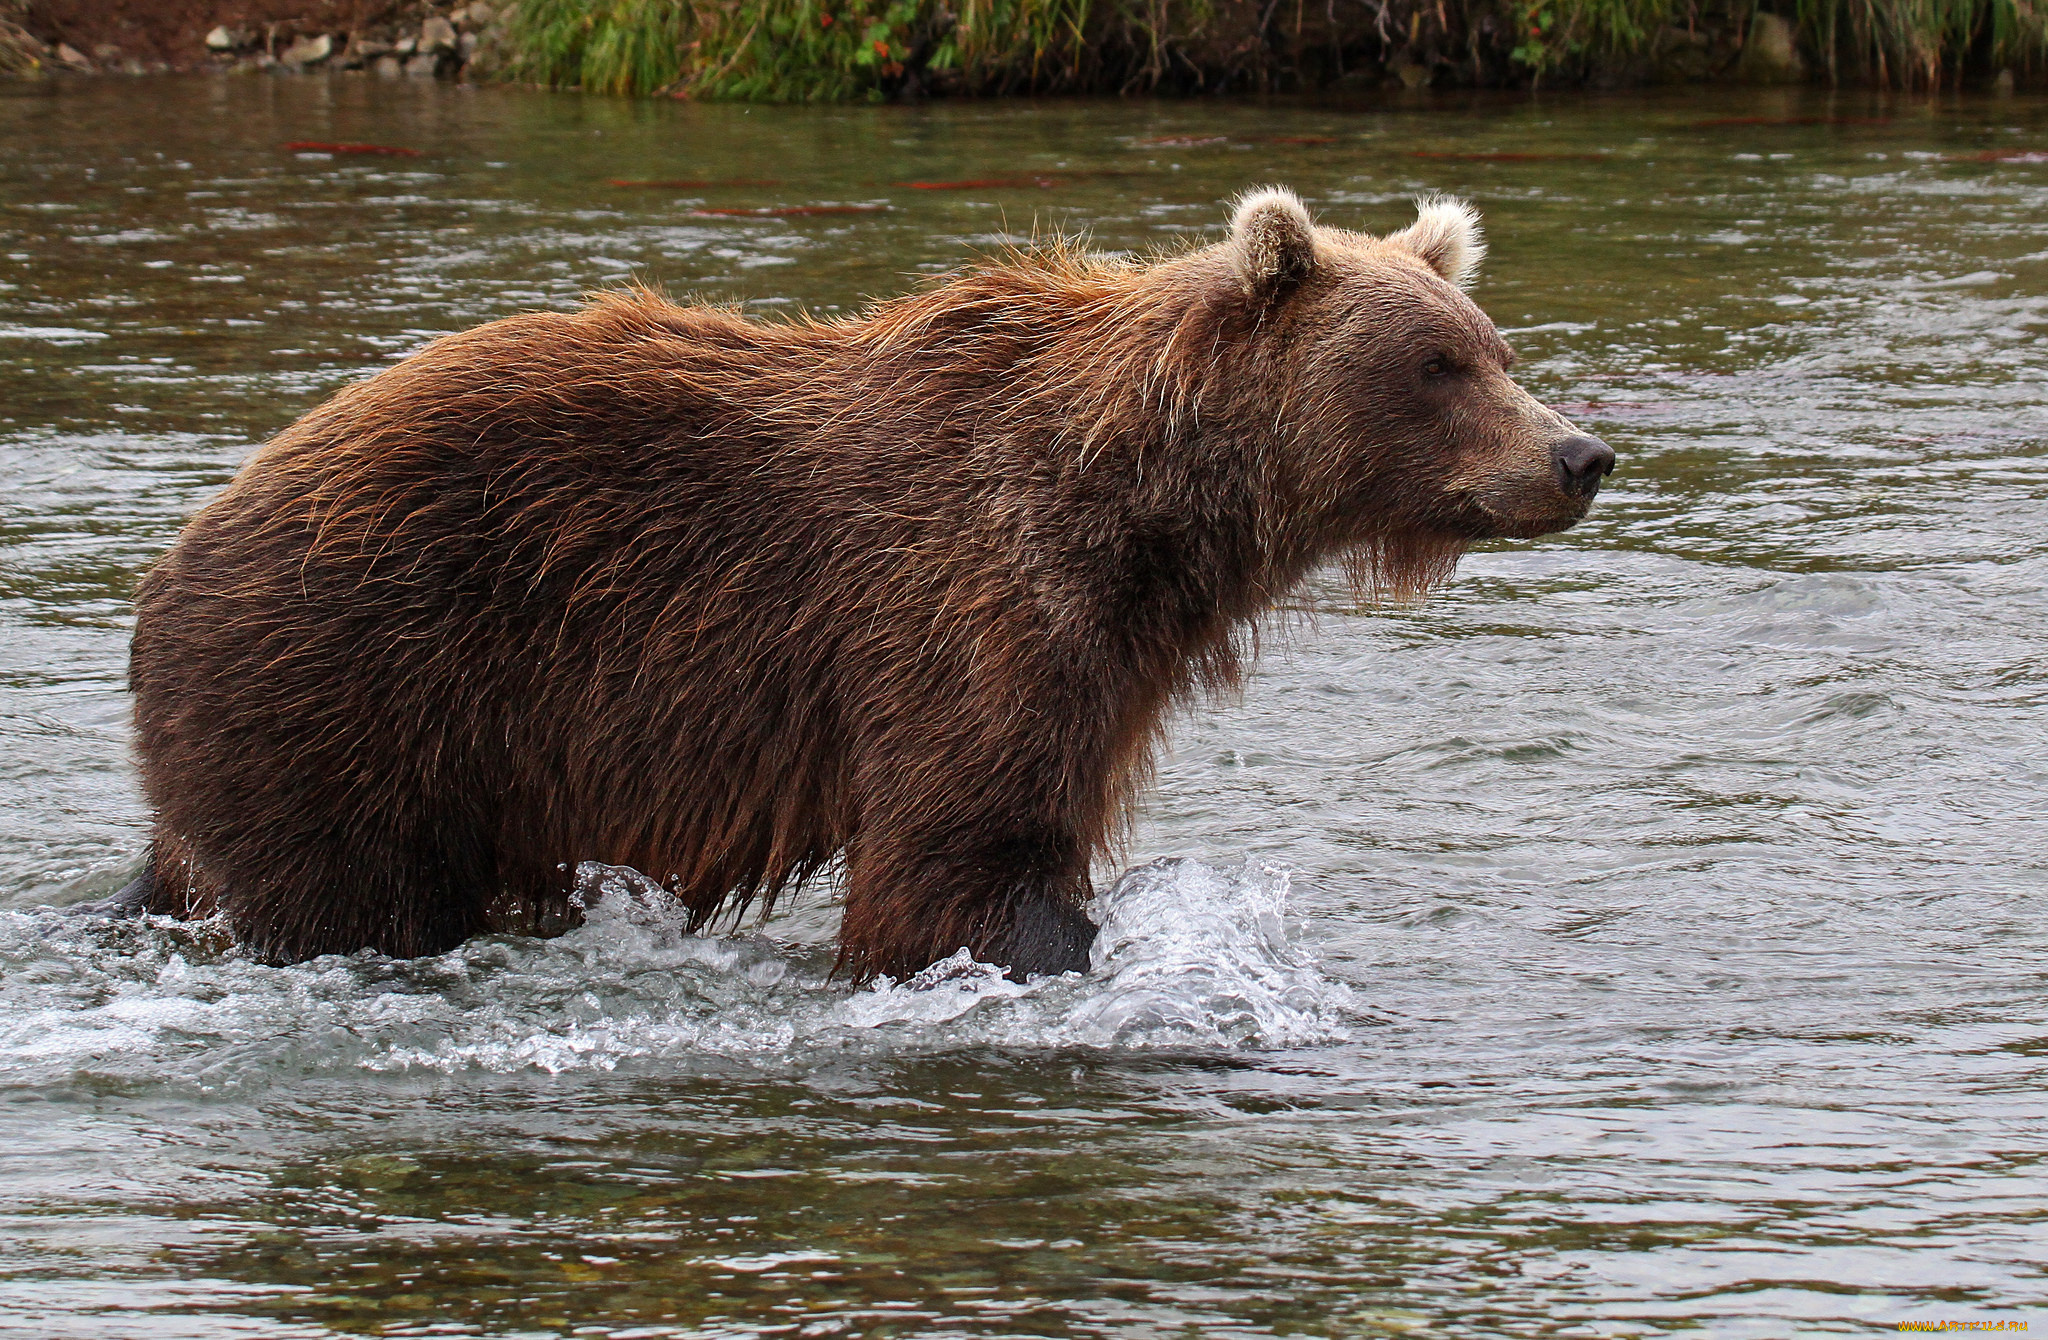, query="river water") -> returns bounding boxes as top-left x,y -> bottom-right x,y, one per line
2,74 -> 2046,1337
